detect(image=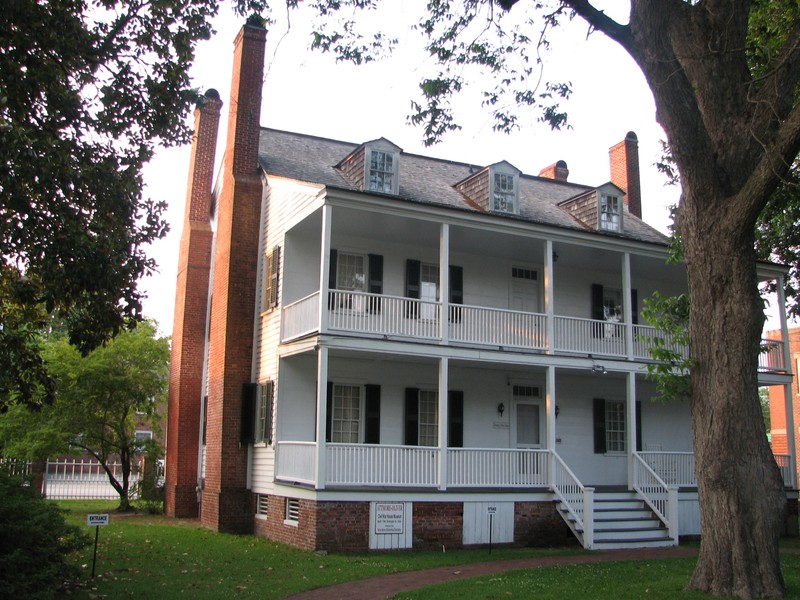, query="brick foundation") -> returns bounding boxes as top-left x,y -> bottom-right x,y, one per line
514,501 -> 577,547
412,502 -> 463,550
